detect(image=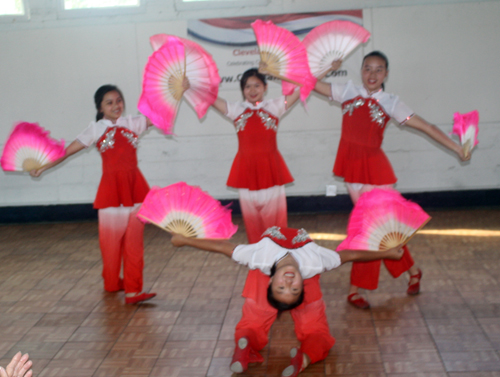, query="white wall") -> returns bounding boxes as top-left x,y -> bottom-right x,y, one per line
1,0 -> 499,207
